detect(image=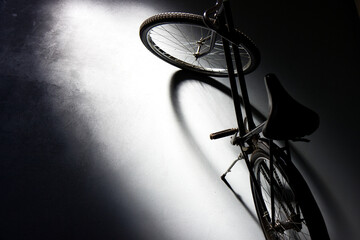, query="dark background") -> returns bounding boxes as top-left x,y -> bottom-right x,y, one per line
1,0 -> 359,239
